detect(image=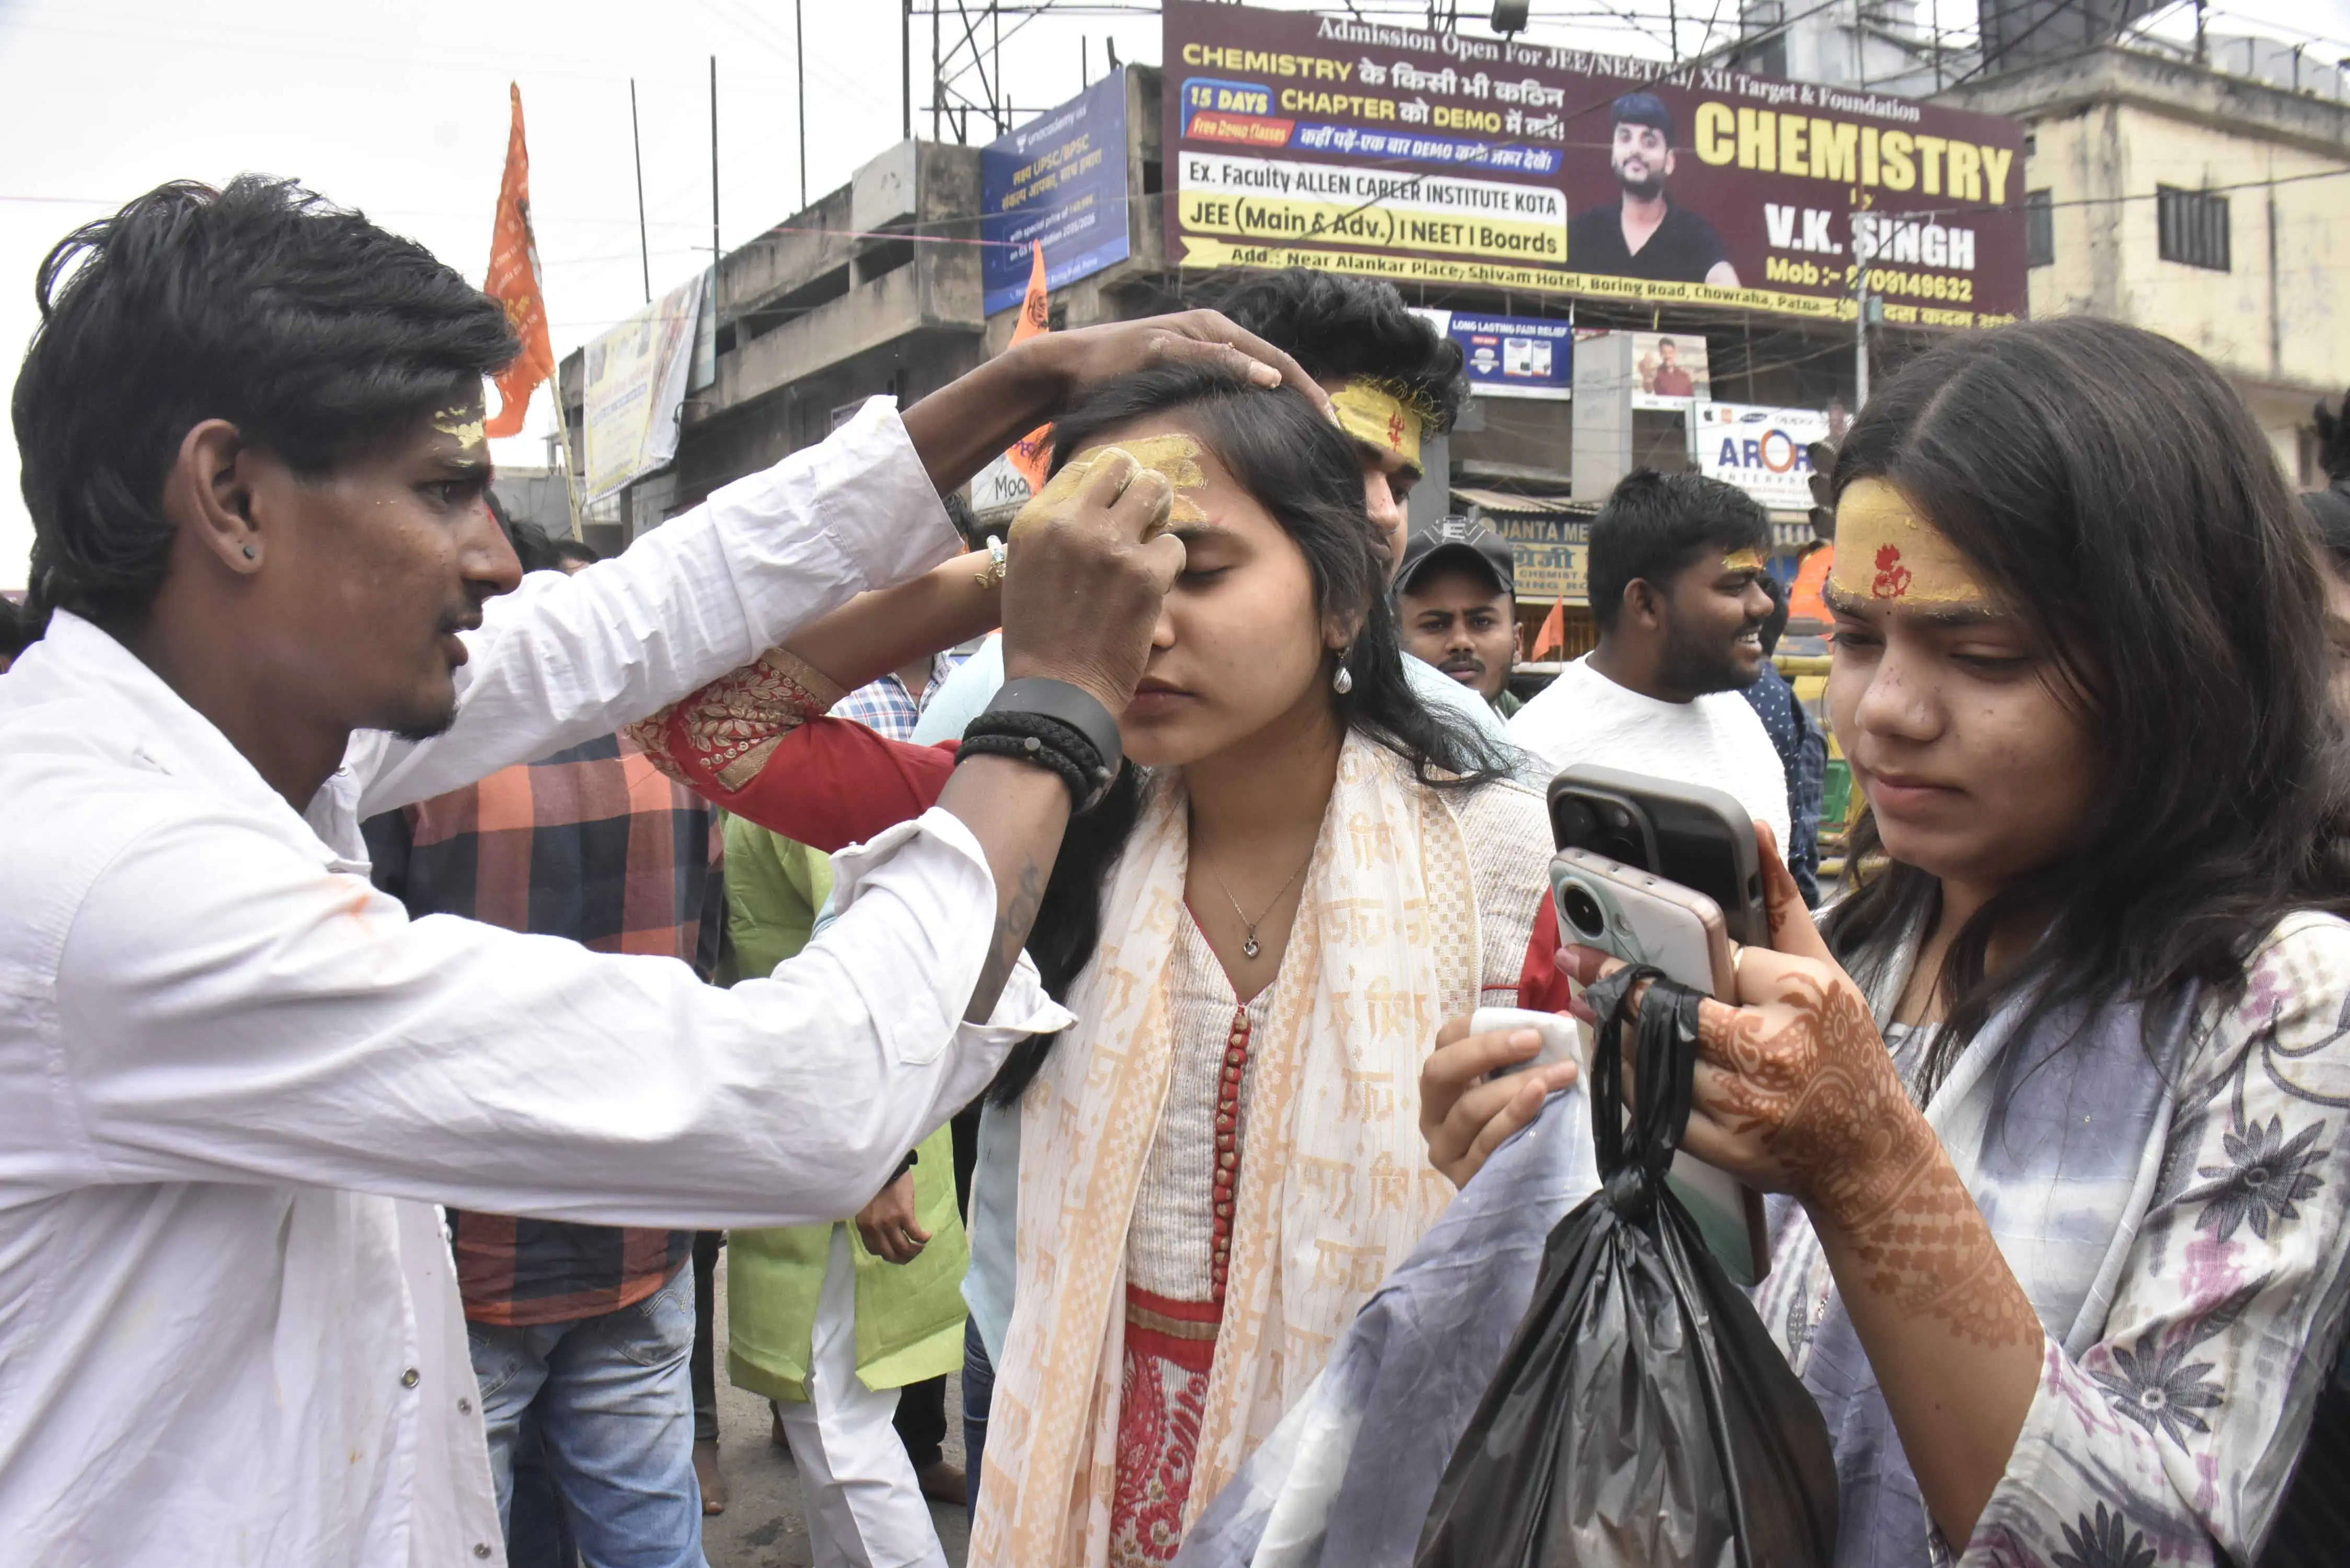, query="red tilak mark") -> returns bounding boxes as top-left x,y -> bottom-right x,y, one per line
1871,543 -> 1913,599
